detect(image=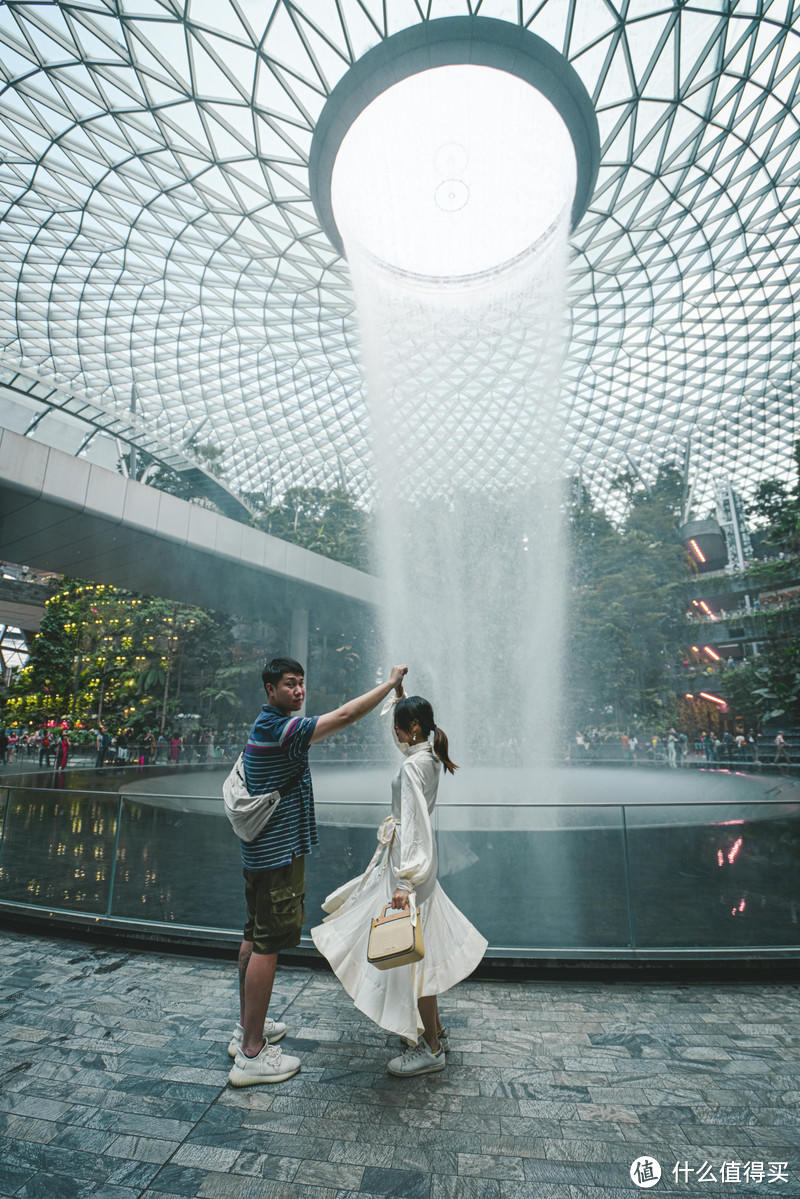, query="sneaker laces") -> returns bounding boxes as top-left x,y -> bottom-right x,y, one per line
242,1041 -> 281,1065
402,1040 -> 434,1062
